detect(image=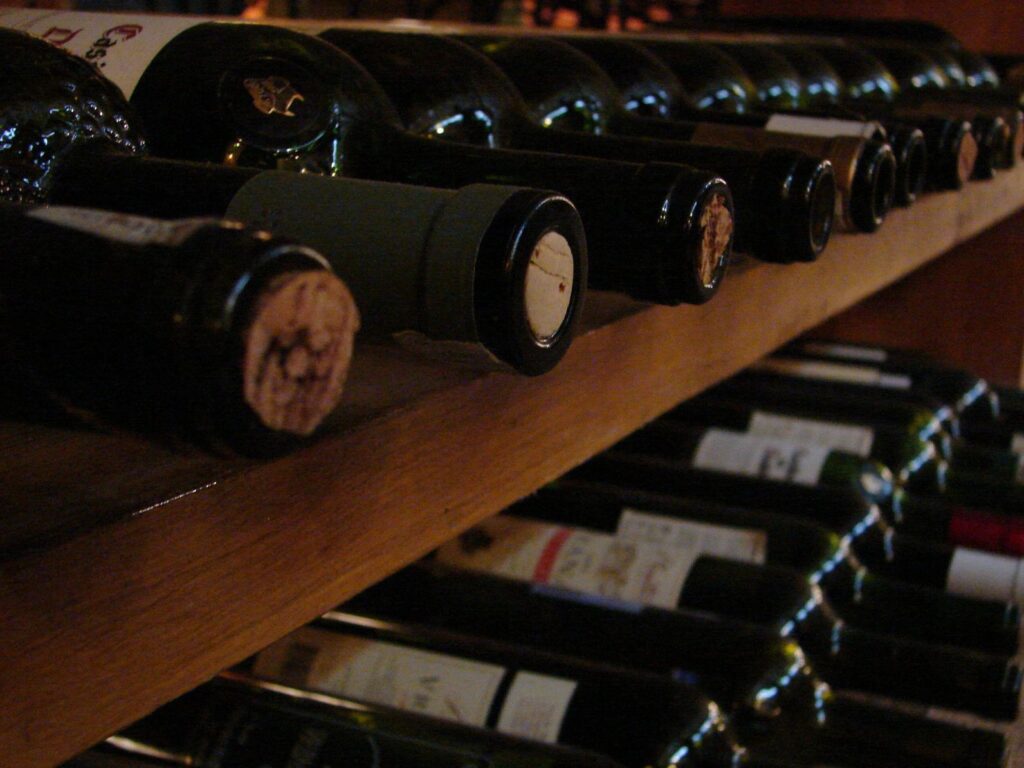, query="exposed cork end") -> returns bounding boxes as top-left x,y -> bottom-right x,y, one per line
524,230 -> 575,343
243,270 -> 360,436
698,194 -> 734,289
959,131 -> 980,186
